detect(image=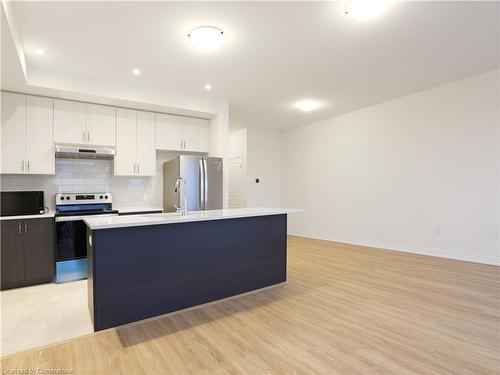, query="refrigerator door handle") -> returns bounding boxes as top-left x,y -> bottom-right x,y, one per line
199,159 -> 205,210
203,158 -> 208,210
